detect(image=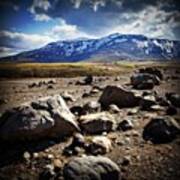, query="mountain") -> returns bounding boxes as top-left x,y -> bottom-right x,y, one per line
1,33 -> 180,62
